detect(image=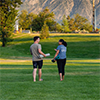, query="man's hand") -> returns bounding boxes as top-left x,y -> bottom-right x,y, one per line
38,49 -> 46,57
43,54 -> 46,57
